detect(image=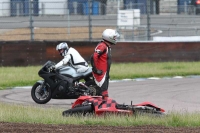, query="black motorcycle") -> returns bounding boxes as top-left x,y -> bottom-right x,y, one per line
31,61 -> 100,104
